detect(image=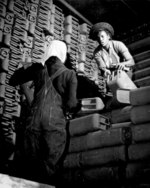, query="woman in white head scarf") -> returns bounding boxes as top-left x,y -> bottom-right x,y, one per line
9,40 -> 80,184
43,40 -> 67,66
